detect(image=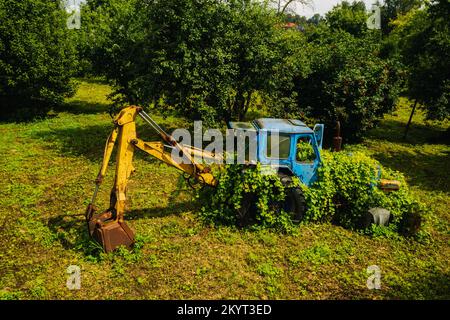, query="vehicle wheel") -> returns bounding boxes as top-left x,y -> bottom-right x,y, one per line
283,187 -> 306,223
399,211 -> 421,237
